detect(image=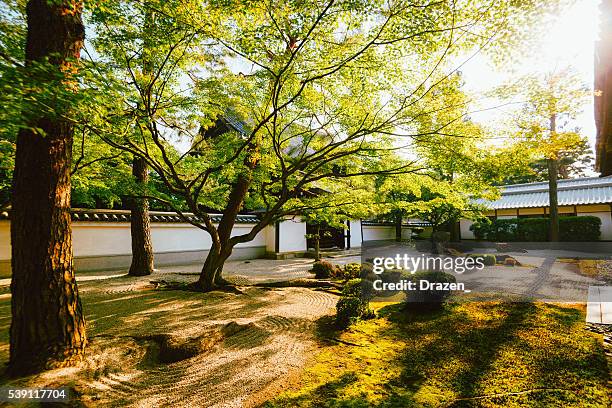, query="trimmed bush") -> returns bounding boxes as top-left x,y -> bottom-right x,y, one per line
469,216 -> 602,242
517,218 -> 548,241
484,254 -> 497,266
403,270 -> 457,310
492,219 -> 519,242
470,219 -> 491,240
560,216 -> 601,241
335,278 -> 375,328
466,253 -> 496,266
343,278 -> 375,301
311,260 -> 337,279
340,263 -> 361,281
336,297 -> 365,328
